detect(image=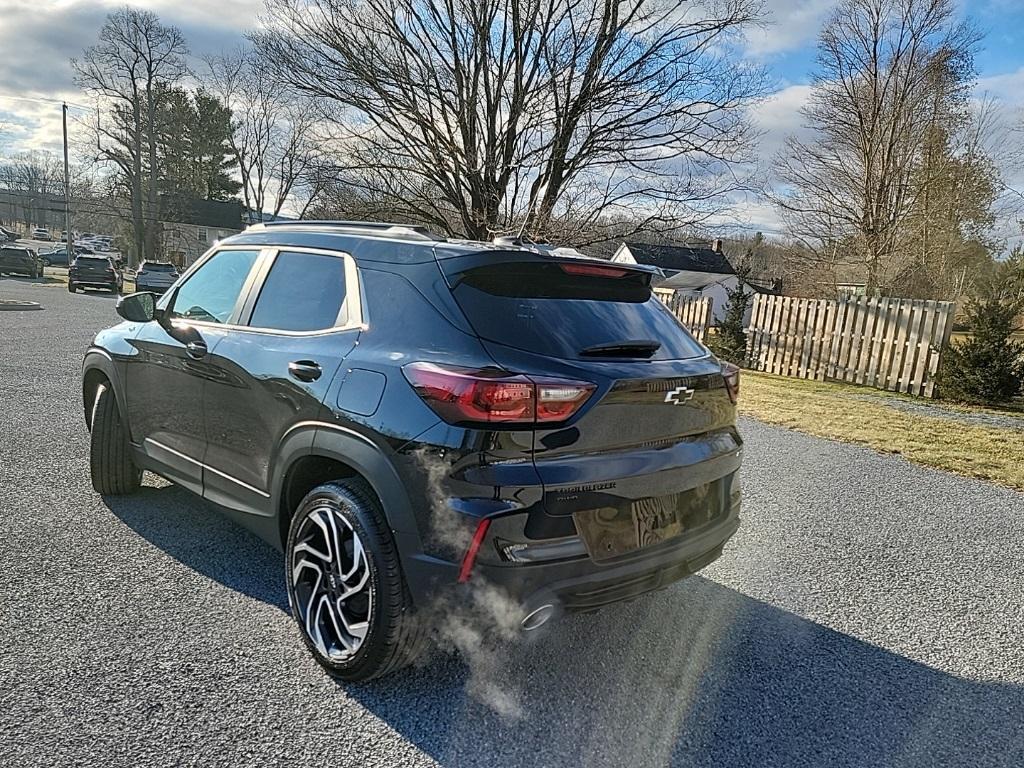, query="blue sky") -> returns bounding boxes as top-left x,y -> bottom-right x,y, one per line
1,0 -> 1022,239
